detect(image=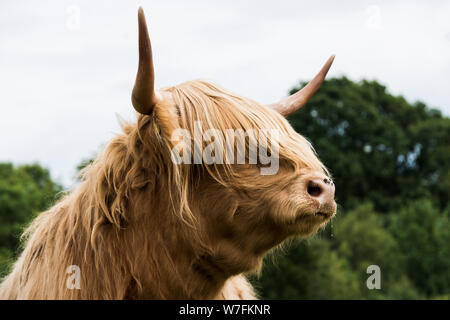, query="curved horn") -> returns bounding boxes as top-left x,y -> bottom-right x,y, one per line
268,55 -> 335,117
131,7 -> 159,115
